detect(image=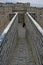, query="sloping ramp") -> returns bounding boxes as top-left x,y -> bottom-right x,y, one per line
8,24 -> 36,65
8,38 -> 36,65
